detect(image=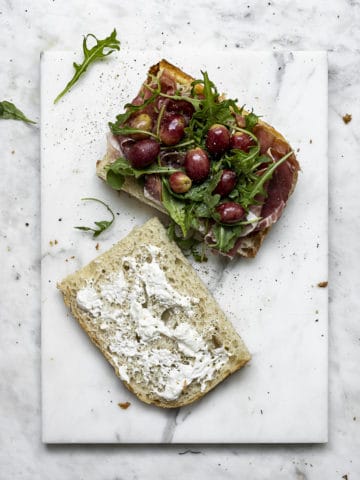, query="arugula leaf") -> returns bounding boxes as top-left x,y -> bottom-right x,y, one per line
194,193 -> 221,218
247,151 -> 293,199
184,72 -> 240,146
54,29 -> 120,104
245,111 -> 259,131
0,101 -> 36,124
224,145 -> 261,175
167,220 -> 207,262
162,182 -> 193,237
209,224 -> 243,253
75,197 -> 115,237
108,127 -> 158,139
106,170 -> 125,190
106,157 -> 179,185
